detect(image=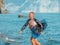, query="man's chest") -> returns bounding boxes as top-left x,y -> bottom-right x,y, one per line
29,20 -> 37,26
